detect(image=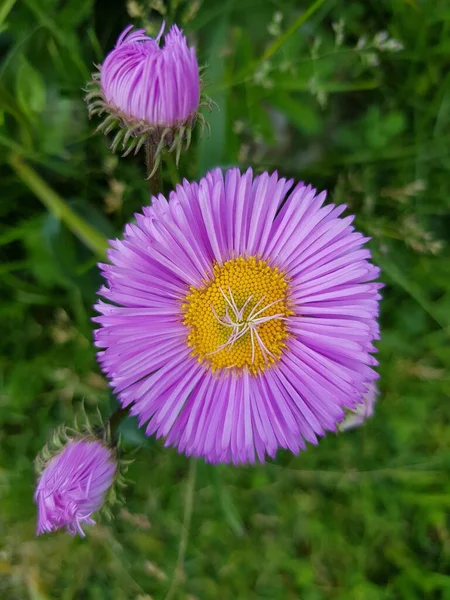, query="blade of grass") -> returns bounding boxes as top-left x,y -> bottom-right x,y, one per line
373,249 -> 449,331
164,458 -> 197,600
261,0 -> 328,62
223,0 -> 331,91
9,154 -> 108,257
212,468 -> 245,536
22,0 -> 89,80
198,8 -> 229,175
275,78 -> 379,92
0,0 -> 17,28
